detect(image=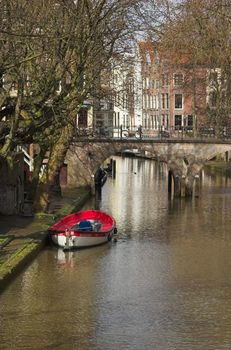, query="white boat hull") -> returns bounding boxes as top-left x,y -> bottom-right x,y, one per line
50,230 -> 114,249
